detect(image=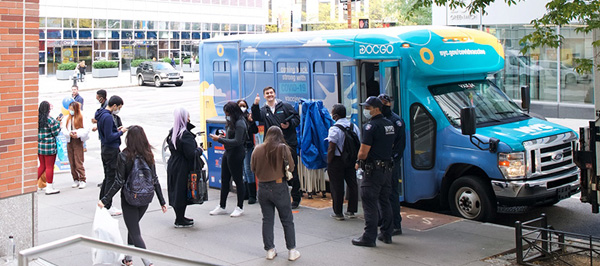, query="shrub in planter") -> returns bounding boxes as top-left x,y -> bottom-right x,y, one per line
183,58 -> 191,64
92,61 -> 119,78
162,58 -> 180,65
93,61 -> 119,69
58,62 -> 77,70
131,59 -> 147,67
